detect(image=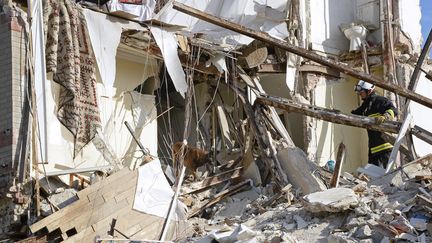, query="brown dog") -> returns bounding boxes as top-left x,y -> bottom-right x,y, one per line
172,142 -> 210,179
